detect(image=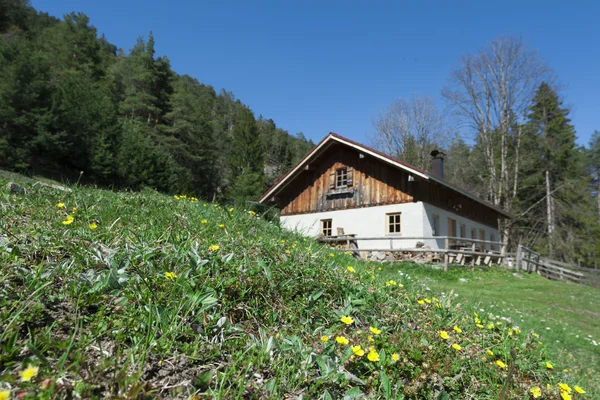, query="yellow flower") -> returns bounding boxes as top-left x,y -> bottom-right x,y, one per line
329,253 -> 334,257
72,207 -> 77,212
165,271 -> 176,280
20,364 -> 39,382
452,343 -> 462,351
218,224 -> 225,228
367,335 -> 374,342
496,360 -> 507,369
574,386 -> 585,394
351,345 -> 365,356
473,312 -> 479,317
229,207 -> 234,212
424,298 -> 431,304
369,327 -> 381,335
0,389 -> 9,400
89,222 -> 98,230
560,393 -> 572,400
208,245 -> 220,251
367,349 -> 380,362
174,195 -> 180,200
249,210 -> 256,216
57,202 -> 65,208
529,387 -> 542,398
453,326 -> 462,334
391,353 -> 400,361
347,266 -> 355,273
435,302 -> 441,308
335,336 -> 349,345
417,299 -> 425,305
398,283 -> 404,288
439,331 -> 449,340
62,216 -> 74,225
320,335 -> 329,343
340,315 -> 354,325
546,362 -> 554,370
558,383 -> 571,393
487,324 -> 494,330
476,324 -> 484,329
201,219 -> 207,224
486,349 -> 494,356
